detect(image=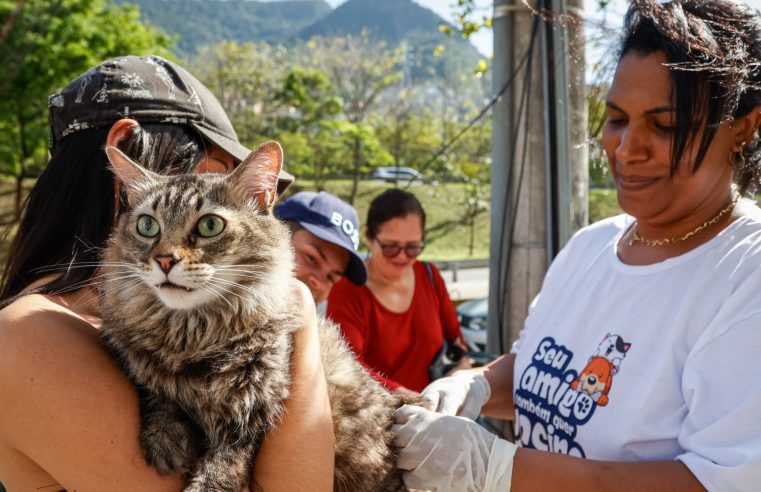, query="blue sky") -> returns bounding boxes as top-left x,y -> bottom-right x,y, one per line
324,0 -> 493,55
322,0 -> 761,58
